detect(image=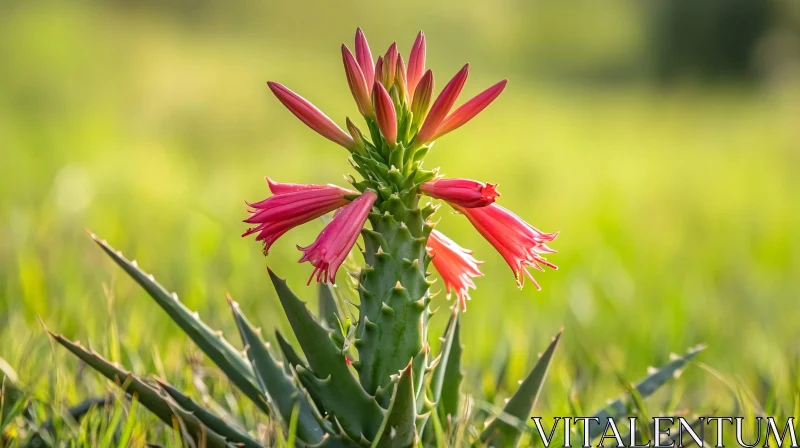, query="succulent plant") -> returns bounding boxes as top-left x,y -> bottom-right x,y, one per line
46,28 -> 703,447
